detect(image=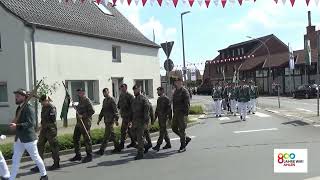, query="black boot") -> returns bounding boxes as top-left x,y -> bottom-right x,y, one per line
69,154 -> 82,162
30,166 -> 39,172
186,137 -> 192,147
119,141 -> 125,150
127,142 -> 137,149
48,162 -> 60,171
81,154 -> 92,163
162,144 -> 172,150
152,144 -> 161,152
144,143 -> 152,154
94,149 -> 104,156
111,147 -> 121,154
178,145 -> 186,153
40,175 -> 48,180
134,153 -> 143,160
